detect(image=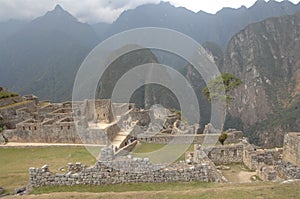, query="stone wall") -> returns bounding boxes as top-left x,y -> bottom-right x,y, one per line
242,144 -> 258,170
6,117 -> 114,144
283,132 -> 300,167
138,131 -> 243,145
257,164 -> 276,181
0,96 -> 23,107
84,99 -> 114,123
105,123 -> 120,142
0,100 -> 36,129
112,103 -> 134,117
29,155 -> 221,188
202,144 -> 244,165
115,140 -> 138,156
274,160 -> 300,180
129,110 -> 150,126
